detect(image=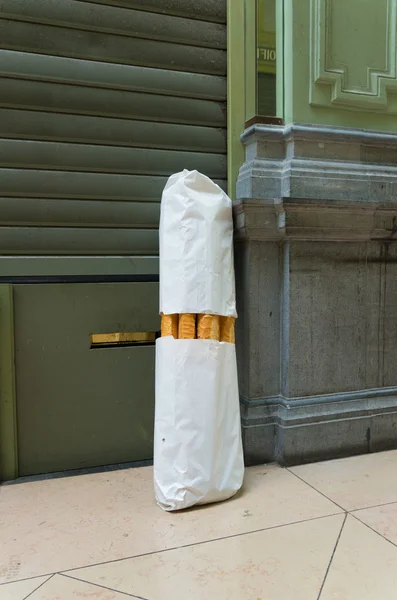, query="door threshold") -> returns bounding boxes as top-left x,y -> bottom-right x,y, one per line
2,458 -> 153,486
